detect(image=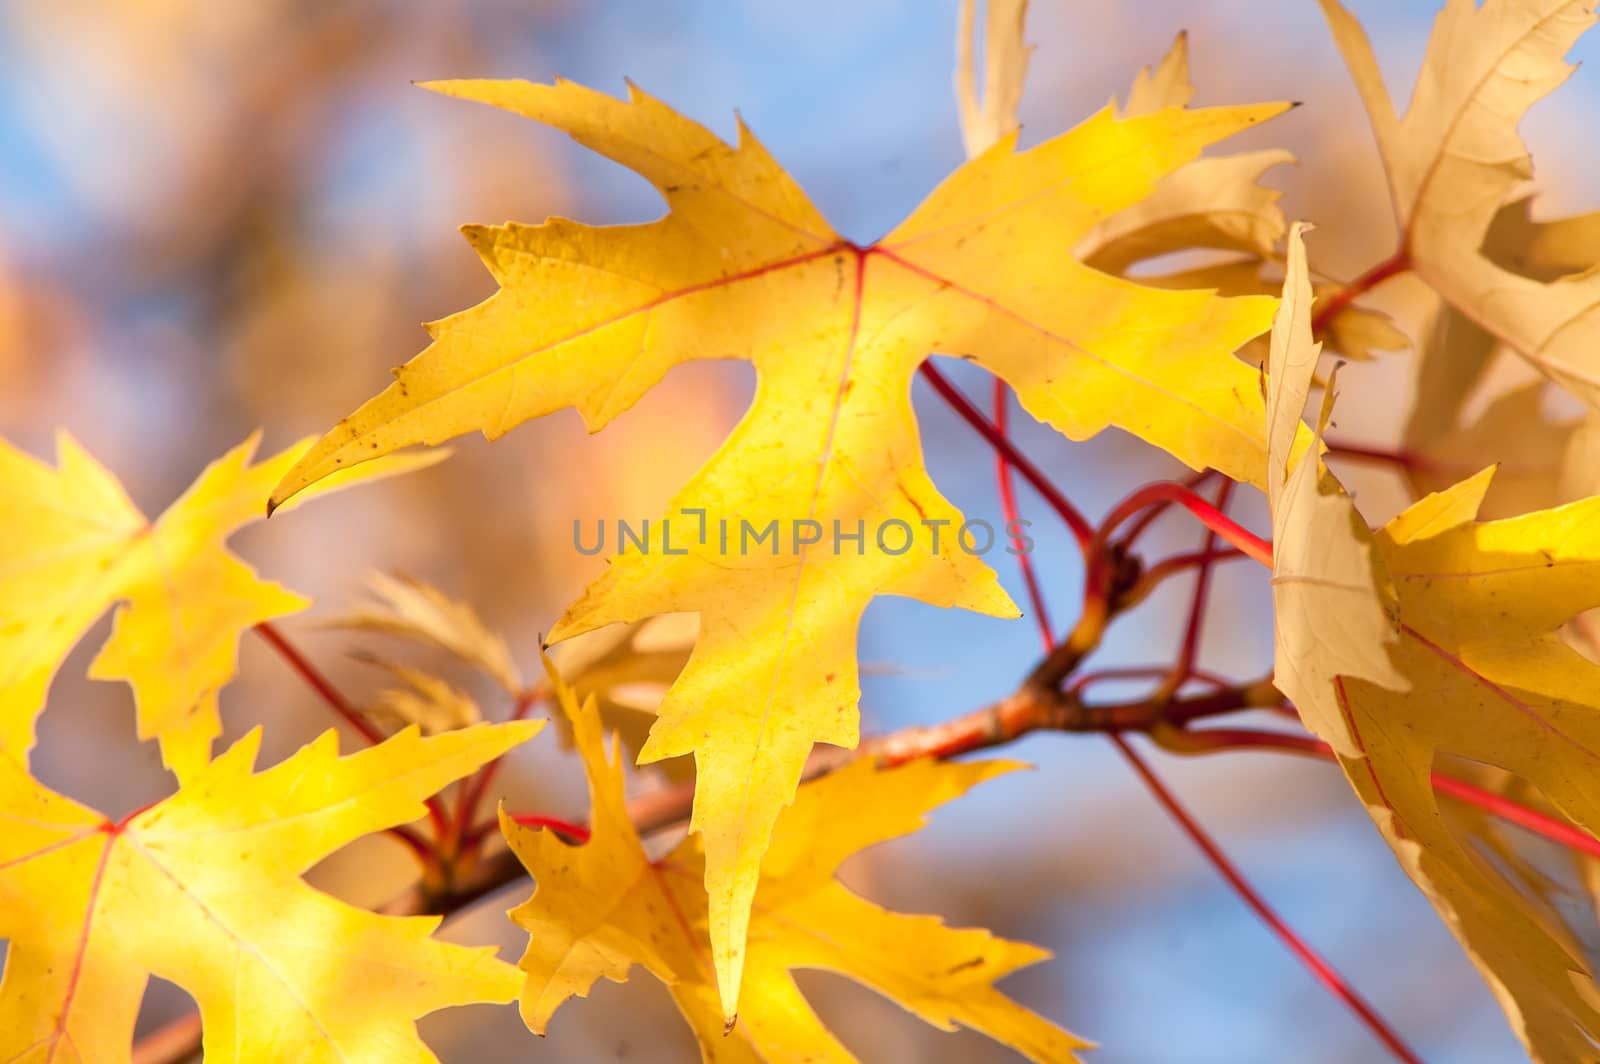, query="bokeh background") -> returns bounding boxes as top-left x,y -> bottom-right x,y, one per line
3,0 -> 1597,1060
